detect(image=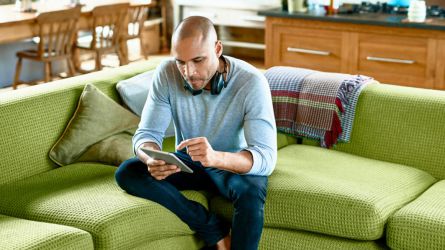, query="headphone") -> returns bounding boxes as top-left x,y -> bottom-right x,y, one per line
183,56 -> 228,96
